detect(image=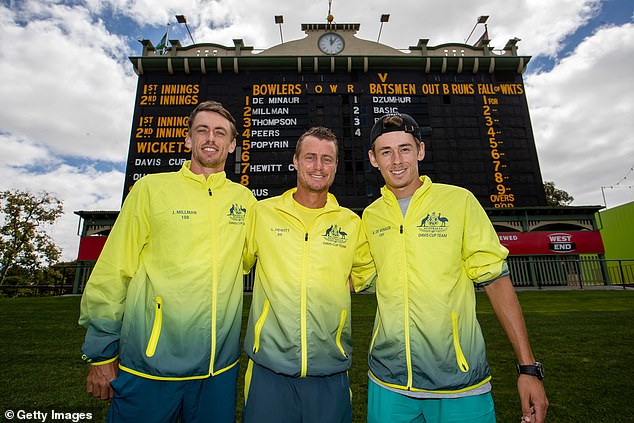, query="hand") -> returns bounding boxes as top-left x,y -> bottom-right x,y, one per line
86,359 -> 119,401
518,374 -> 548,423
